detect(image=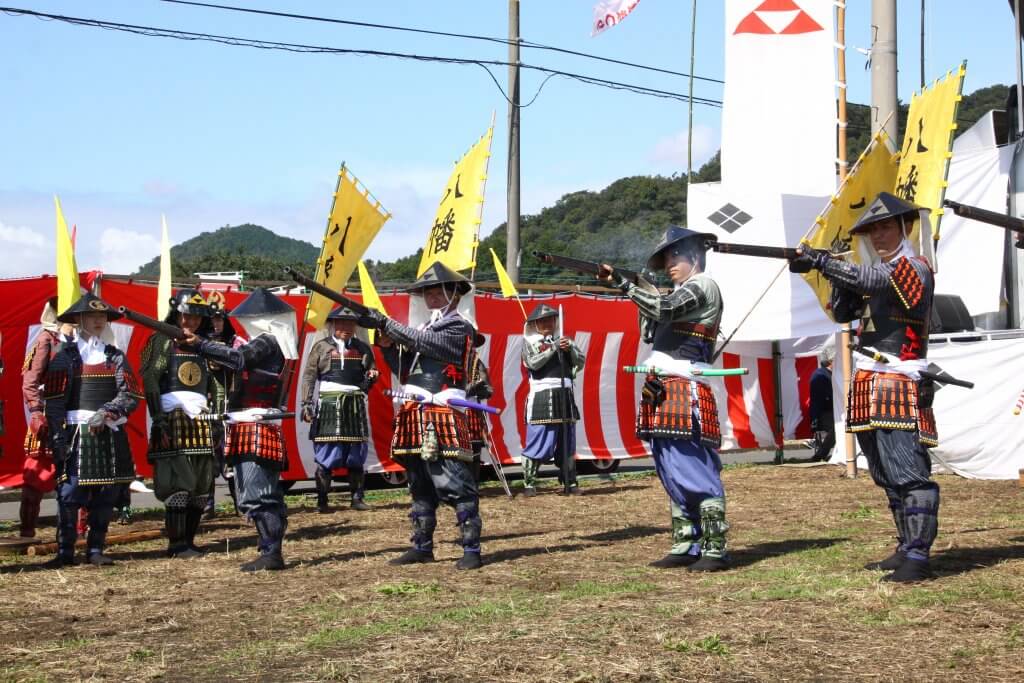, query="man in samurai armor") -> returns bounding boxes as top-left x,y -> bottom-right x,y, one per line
204,306 -> 246,518
19,297 -> 75,538
365,261 -> 484,570
599,226 -> 731,572
42,294 -> 142,566
140,288 -> 217,558
519,304 -> 585,497
465,334 -> 493,483
790,192 -> 940,583
300,305 -> 379,513
185,288 -> 298,572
